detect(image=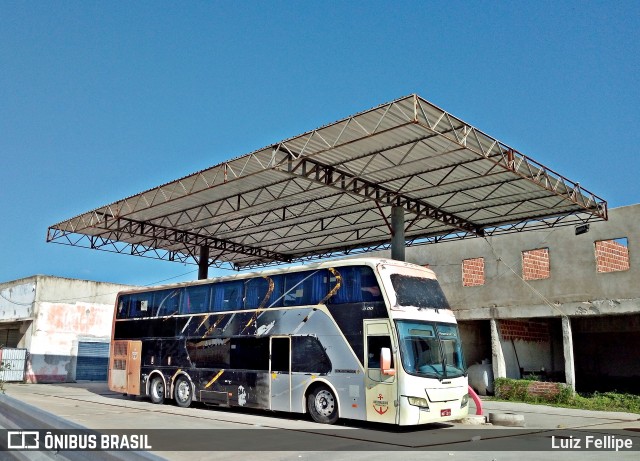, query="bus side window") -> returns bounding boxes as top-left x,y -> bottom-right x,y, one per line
244,277 -> 270,309
367,336 -> 393,369
230,337 -> 269,371
328,266 -> 381,304
283,270 -> 327,306
212,281 -> 243,311
182,285 -> 211,314
129,293 -> 153,318
268,275 -> 284,308
283,272 -> 306,306
116,295 -> 130,319
156,289 -> 181,316
291,336 -> 332,374
359,268 -> 382,302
